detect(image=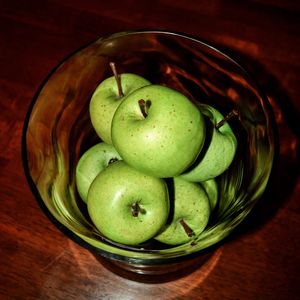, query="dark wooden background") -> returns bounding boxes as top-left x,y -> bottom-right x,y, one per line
1,0 -> 299,299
